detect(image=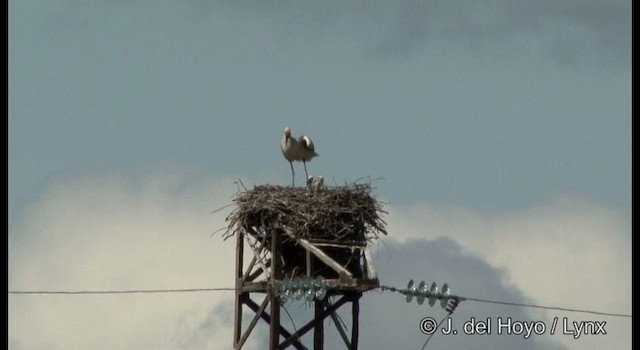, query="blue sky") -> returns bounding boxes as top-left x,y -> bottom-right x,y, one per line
9,1 -> 631,349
